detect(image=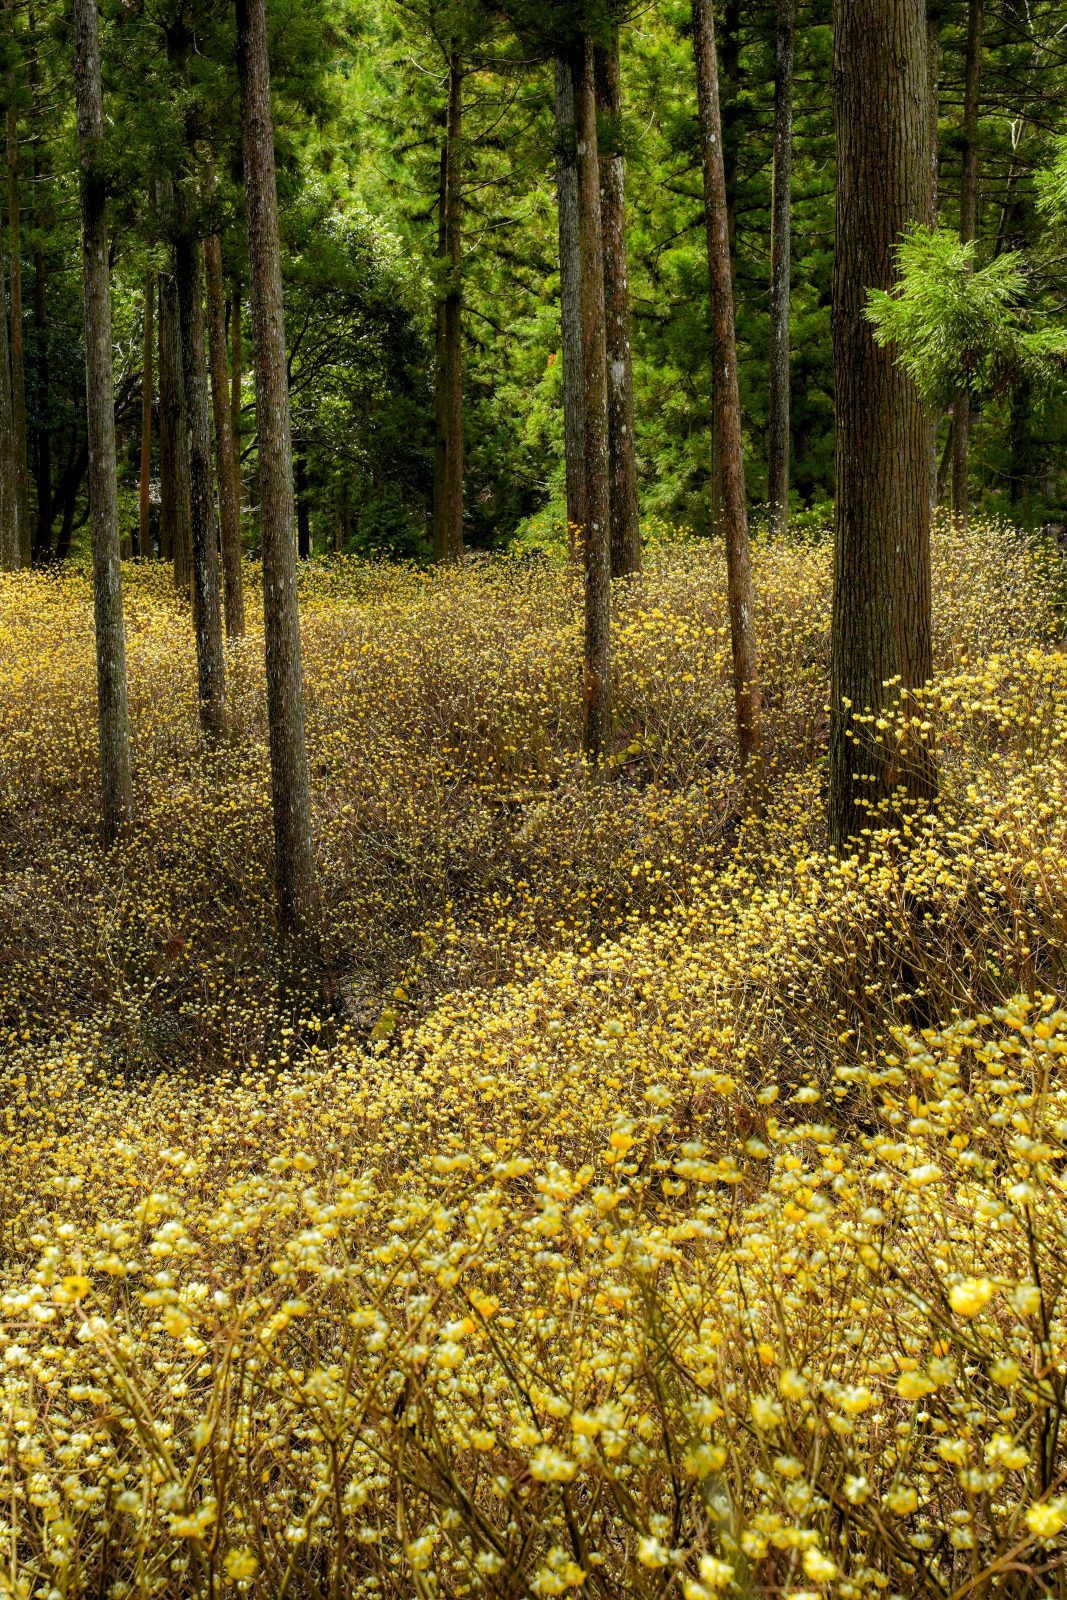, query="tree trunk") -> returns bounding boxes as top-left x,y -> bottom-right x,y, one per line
0,236 -> 17,569
828,0 -> 934,853
433,49 -> 463,563
138,273 -> 153,558
926,3 -> 942,509
767,0 -> 795,537
595,38 -> 641,578
952,0 -> 983,527
31,239 -> 49,557
692,0 -> 762,771
174,217 -> 226,739
158,268 -> 190,583
230,279 -> 243,509
72,0 -> 133,840
7,104 -> 29,565
28,1 -> 51,560
553,54 -> 586,552
204,230 -> 245,634
431,141 -> 447,557
236,0 -> 317,934
296,452 -> 311,557
574,38 -> 612,764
